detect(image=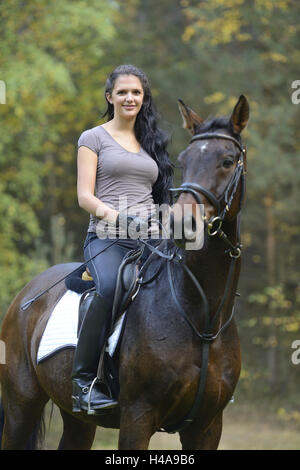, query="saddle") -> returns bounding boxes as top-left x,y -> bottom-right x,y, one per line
72,246 -> 143,331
